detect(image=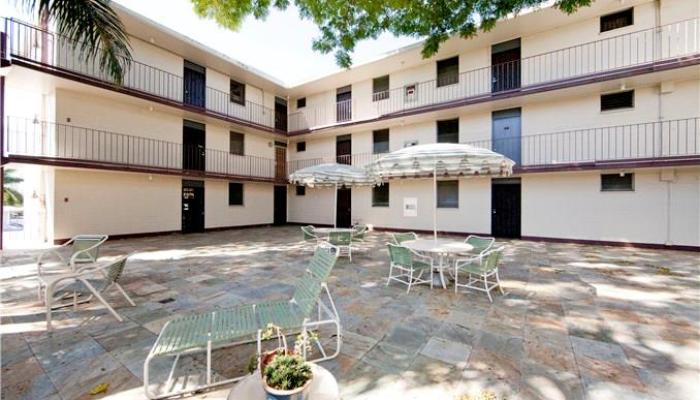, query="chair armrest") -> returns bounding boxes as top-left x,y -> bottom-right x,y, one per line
68,240 -> 105,267
408,248 -> 433,265
455,255 -> 483,270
